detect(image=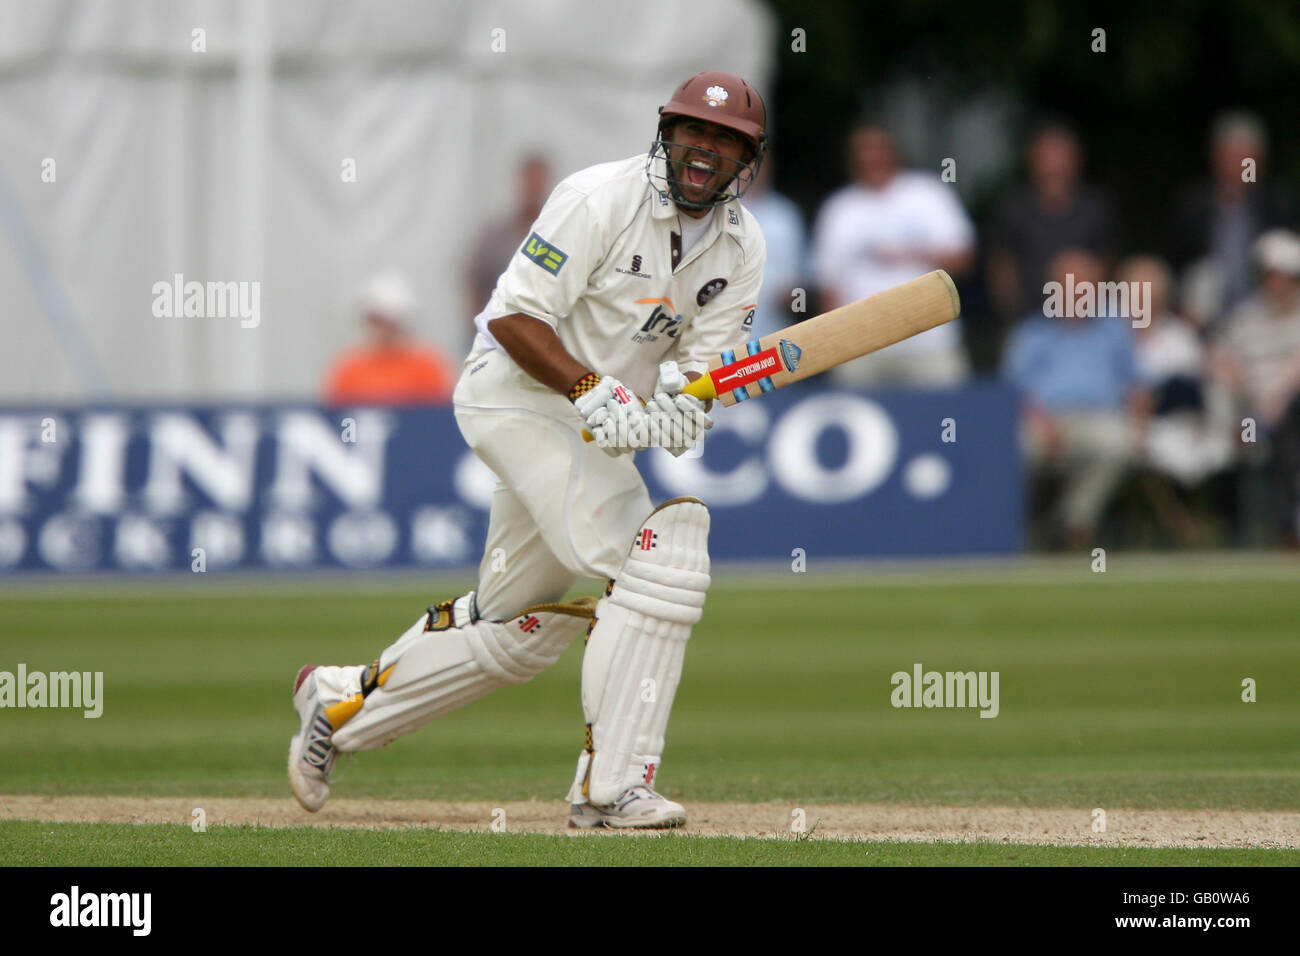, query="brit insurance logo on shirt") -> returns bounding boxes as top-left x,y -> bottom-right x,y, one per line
631,296 -> 683,343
